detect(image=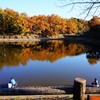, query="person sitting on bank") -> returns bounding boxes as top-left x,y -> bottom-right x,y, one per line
8,78 -> 17,88
91,78 -> 99,88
